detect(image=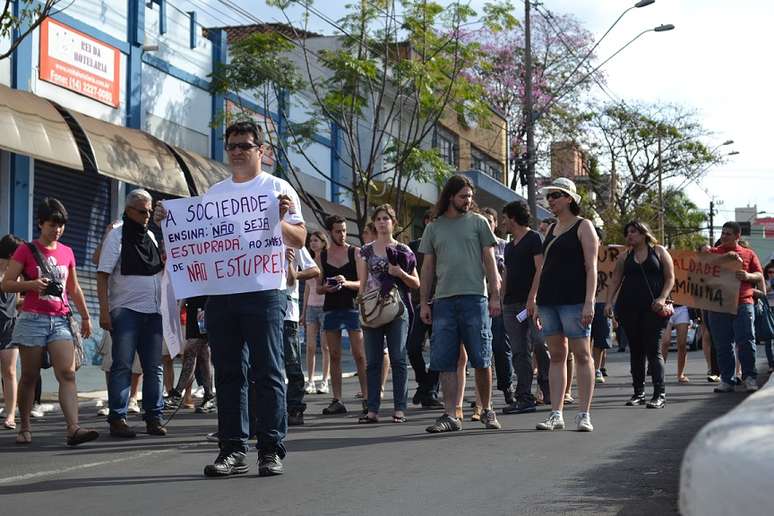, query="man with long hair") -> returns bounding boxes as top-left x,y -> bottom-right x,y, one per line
419,175 -> 502,433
